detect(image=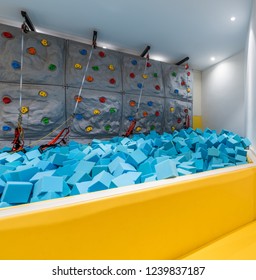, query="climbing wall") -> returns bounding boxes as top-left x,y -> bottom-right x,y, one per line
0,23 -> 193,146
